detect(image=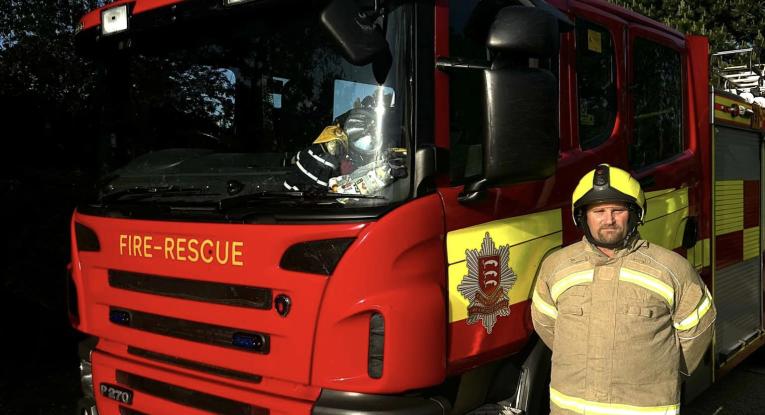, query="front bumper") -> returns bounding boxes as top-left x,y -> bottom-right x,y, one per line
313,390 -> 449,415
79,338 -> 448,415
